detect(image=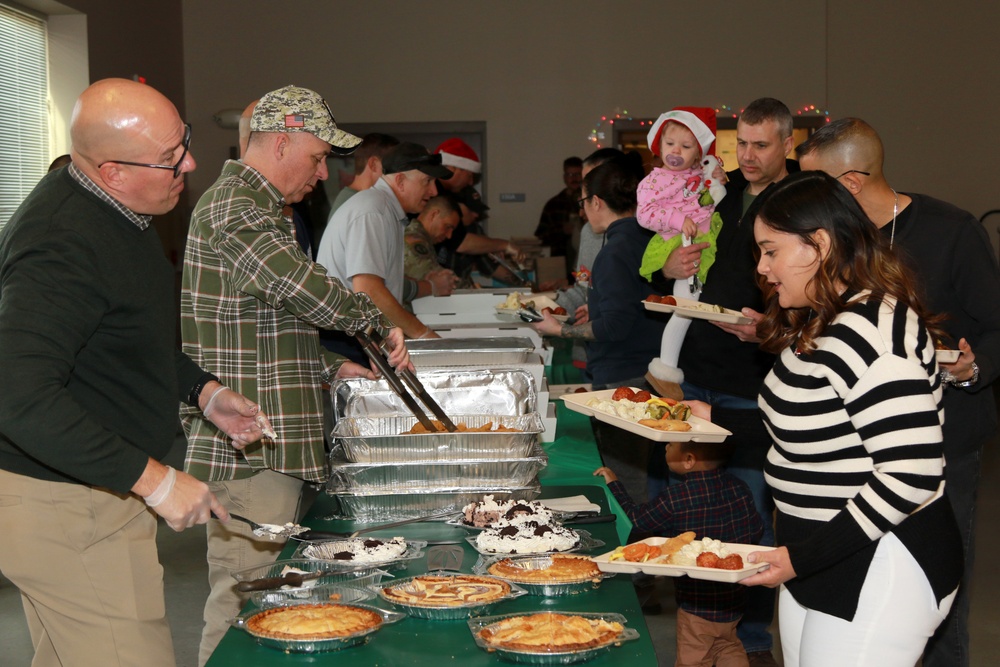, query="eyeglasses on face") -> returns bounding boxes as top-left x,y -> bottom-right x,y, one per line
836,169 -> 870,179
577,194 -> 594,209
99,123 -> 192,178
